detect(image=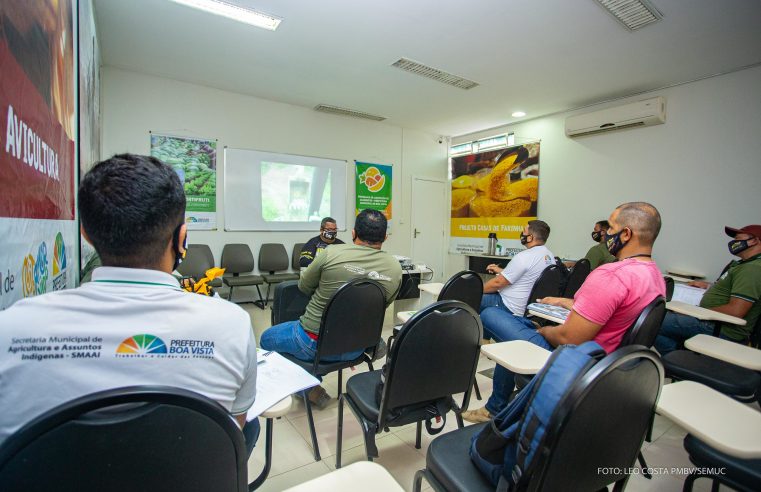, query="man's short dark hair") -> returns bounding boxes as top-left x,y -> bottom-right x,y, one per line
355,209 -> 387,244
595,220 -> 610,230
320,217 -> 336,229
615,202 -> 662,246
79,153 -> 186,268
527,220 -> 550,243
